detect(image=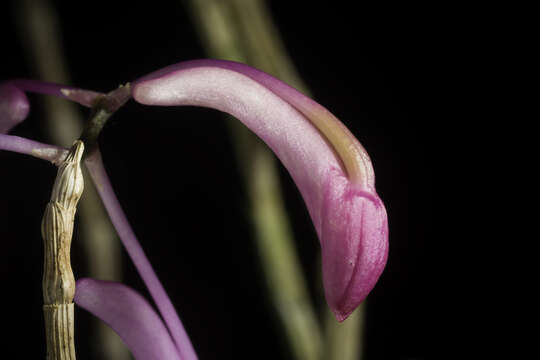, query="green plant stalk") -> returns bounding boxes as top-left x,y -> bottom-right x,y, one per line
225,3 -> 366,358
188,1 -> 365,359
188,1 -> 332,359
326,302 -> 365,360
15,1 -> 129,359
